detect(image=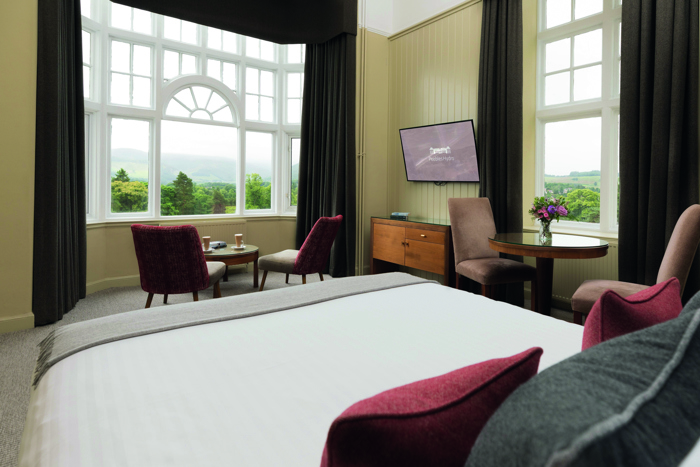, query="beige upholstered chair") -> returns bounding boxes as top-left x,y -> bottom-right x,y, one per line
571,204 -> 700,324
448,198 -> 537,304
